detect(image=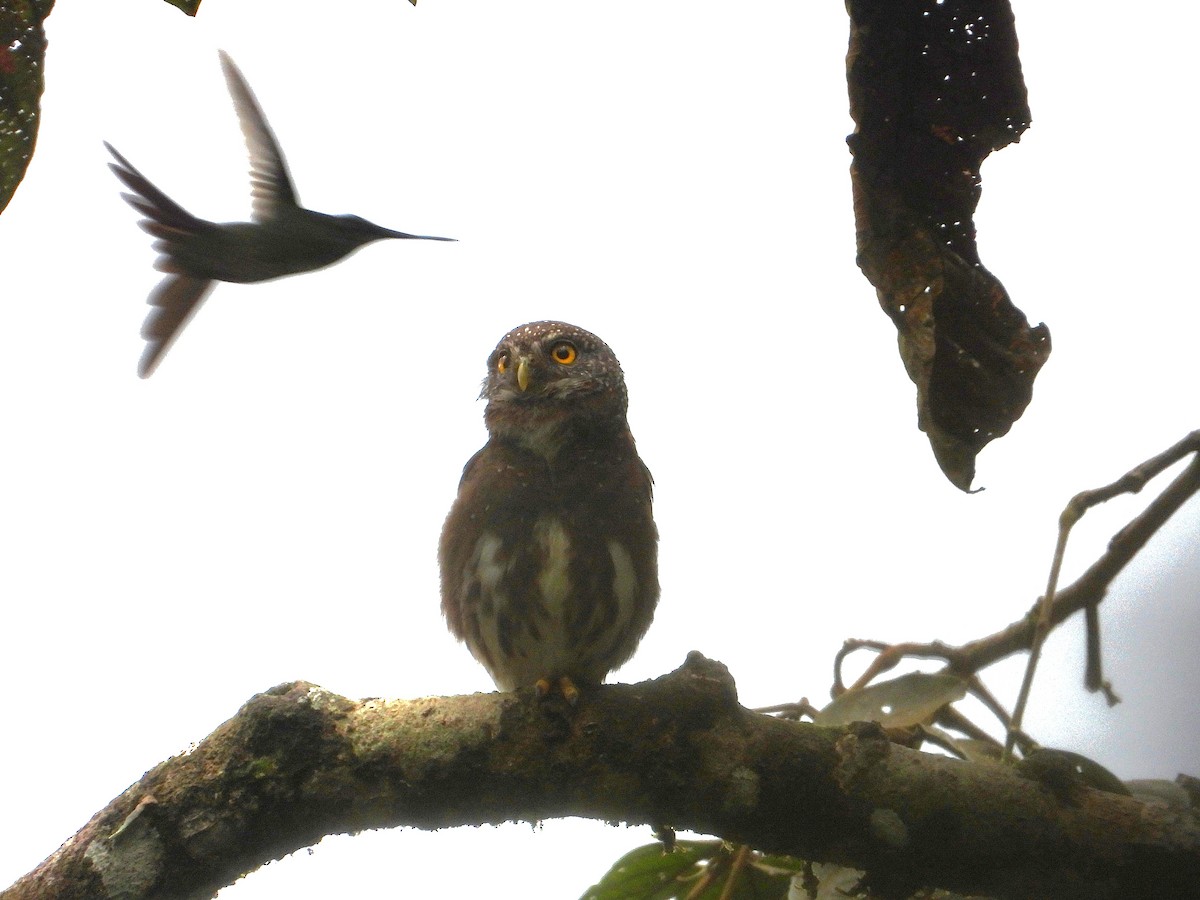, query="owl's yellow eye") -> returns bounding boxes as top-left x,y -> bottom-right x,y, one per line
496,352 -> 509,374
550,341 -> 577,365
